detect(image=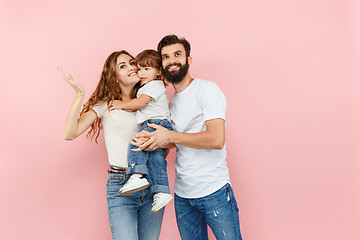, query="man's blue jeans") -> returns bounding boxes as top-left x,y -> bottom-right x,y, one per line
174,183 -> 242,240
128,118 -> 173,194
106,169 -> 164,240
